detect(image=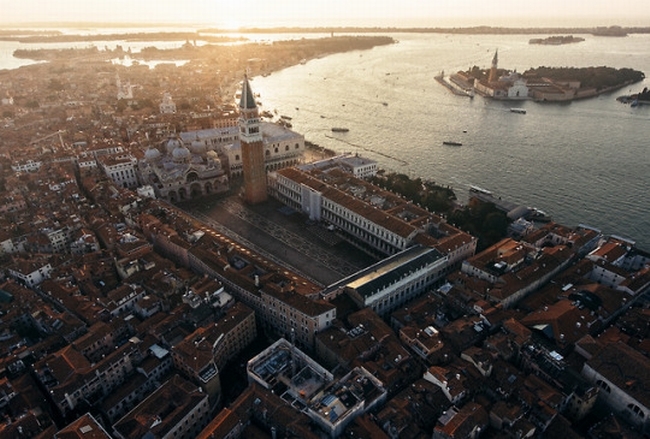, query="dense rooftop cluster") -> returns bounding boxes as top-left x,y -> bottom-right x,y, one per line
0,36 -> 650,439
